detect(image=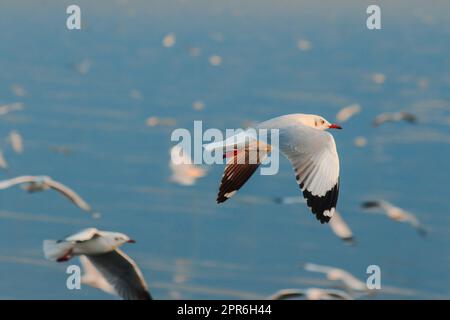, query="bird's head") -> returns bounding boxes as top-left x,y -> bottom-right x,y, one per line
298,114 -> 342,131
109,232 -> 136,248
